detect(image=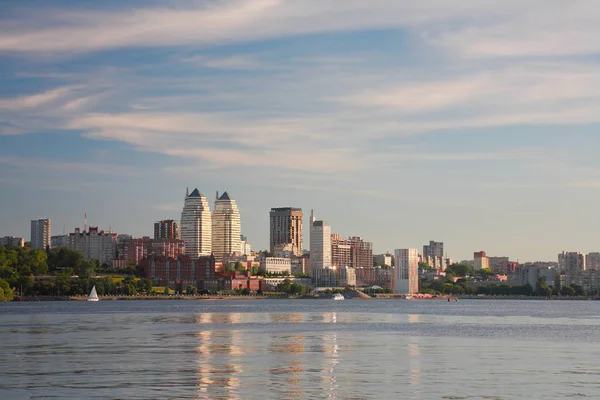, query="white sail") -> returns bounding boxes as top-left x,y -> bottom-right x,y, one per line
88,285 -> 99,302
